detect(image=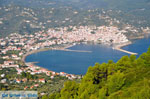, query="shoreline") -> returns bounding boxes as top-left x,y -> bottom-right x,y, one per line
22,44 -> 76,73
22,43 -> 92,63
22,49 -> 52,71
21,33 -> 150,64
22,48 -> 53,62
22,44 -> 74,62
113,41 -> 138,55
22,40 -> 138,74
25,62 -> 48,71
129,35 -> 145,40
